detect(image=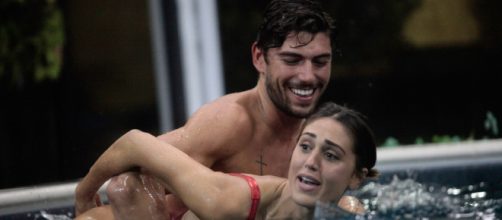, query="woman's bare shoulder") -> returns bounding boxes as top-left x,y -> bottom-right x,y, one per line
254,175 -> 287,203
